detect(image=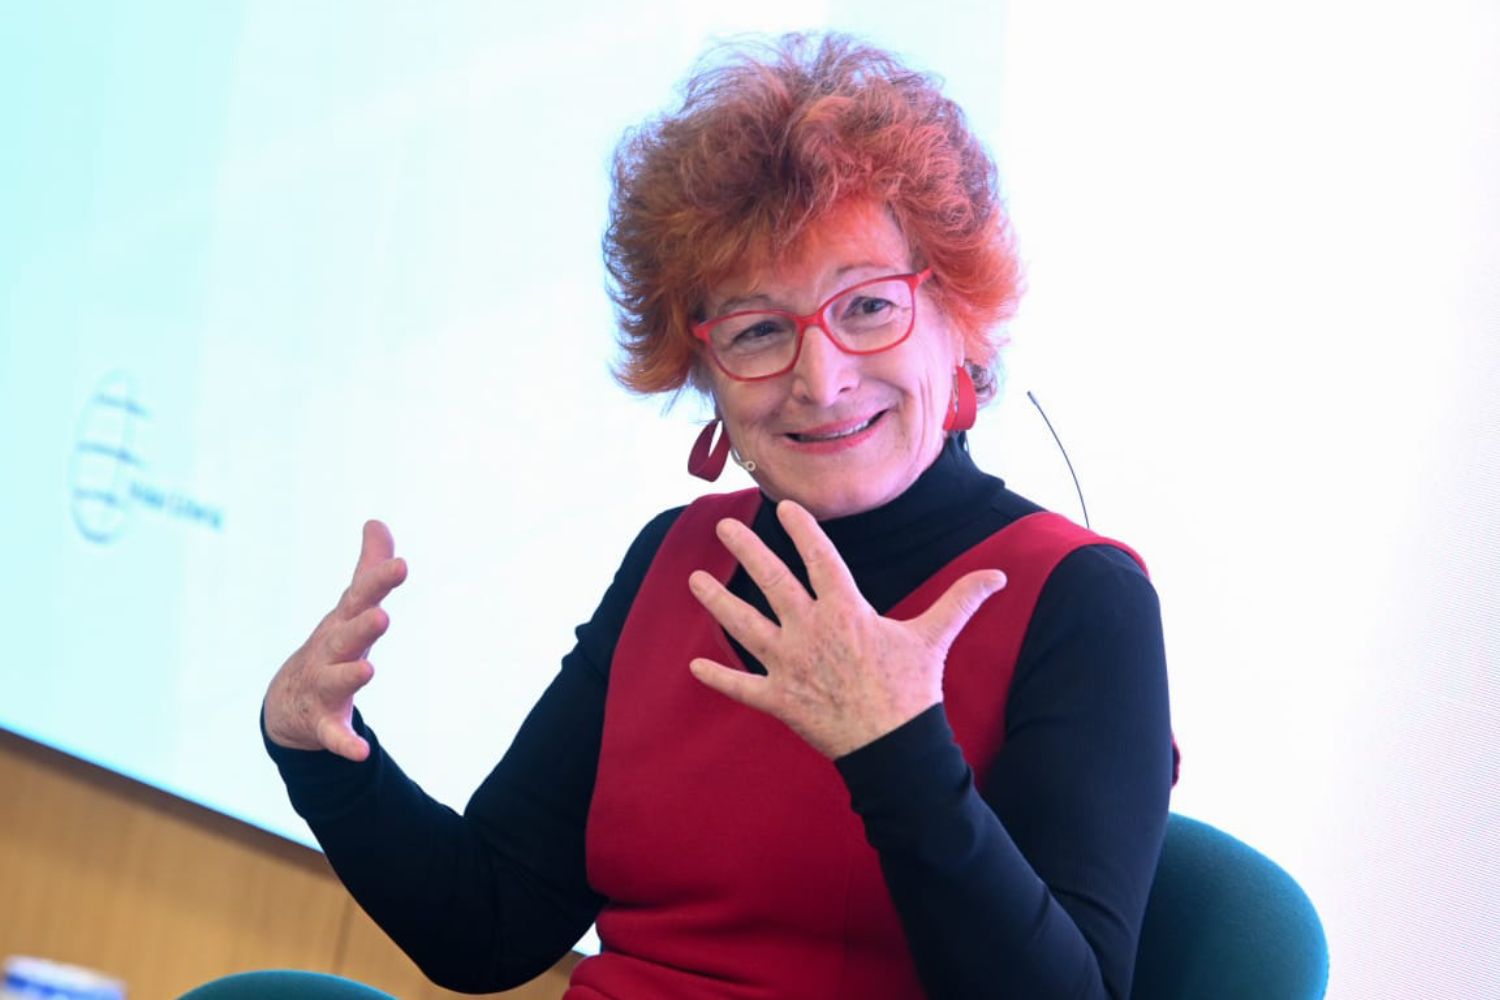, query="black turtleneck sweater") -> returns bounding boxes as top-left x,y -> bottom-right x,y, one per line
266,436 -> 1174,999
